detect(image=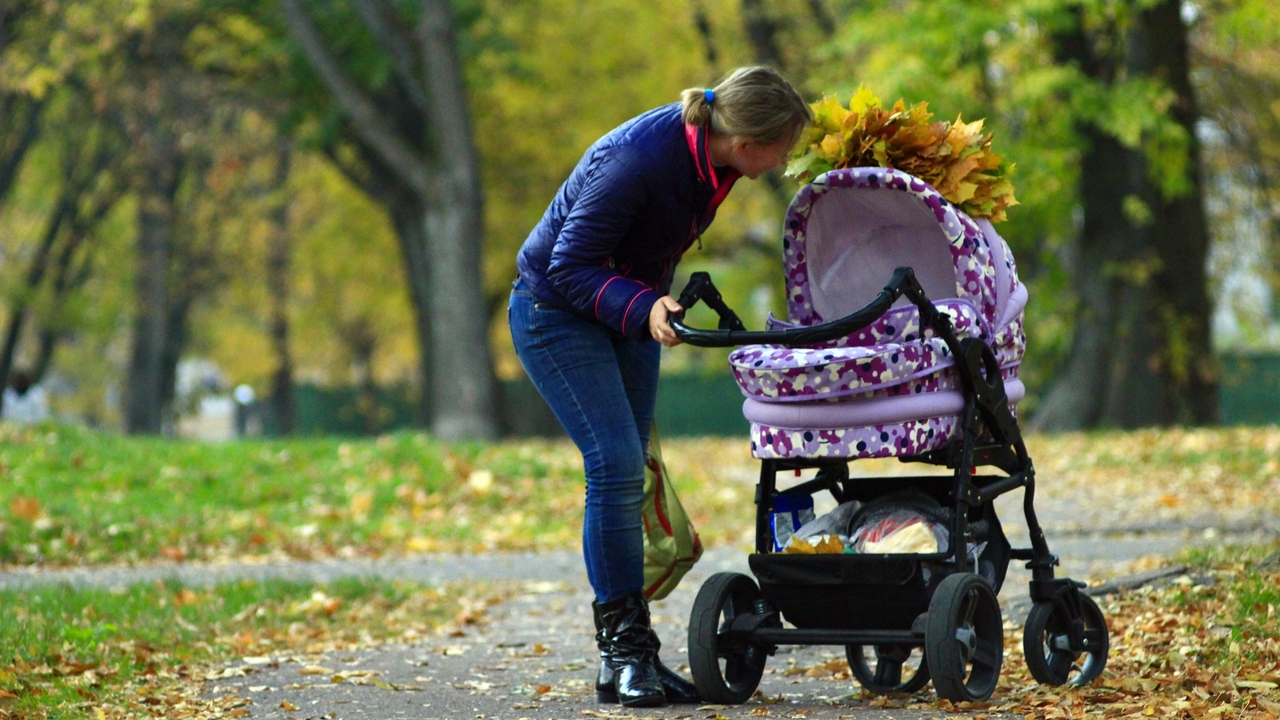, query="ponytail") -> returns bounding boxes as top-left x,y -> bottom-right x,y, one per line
680,66 -> 811,146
